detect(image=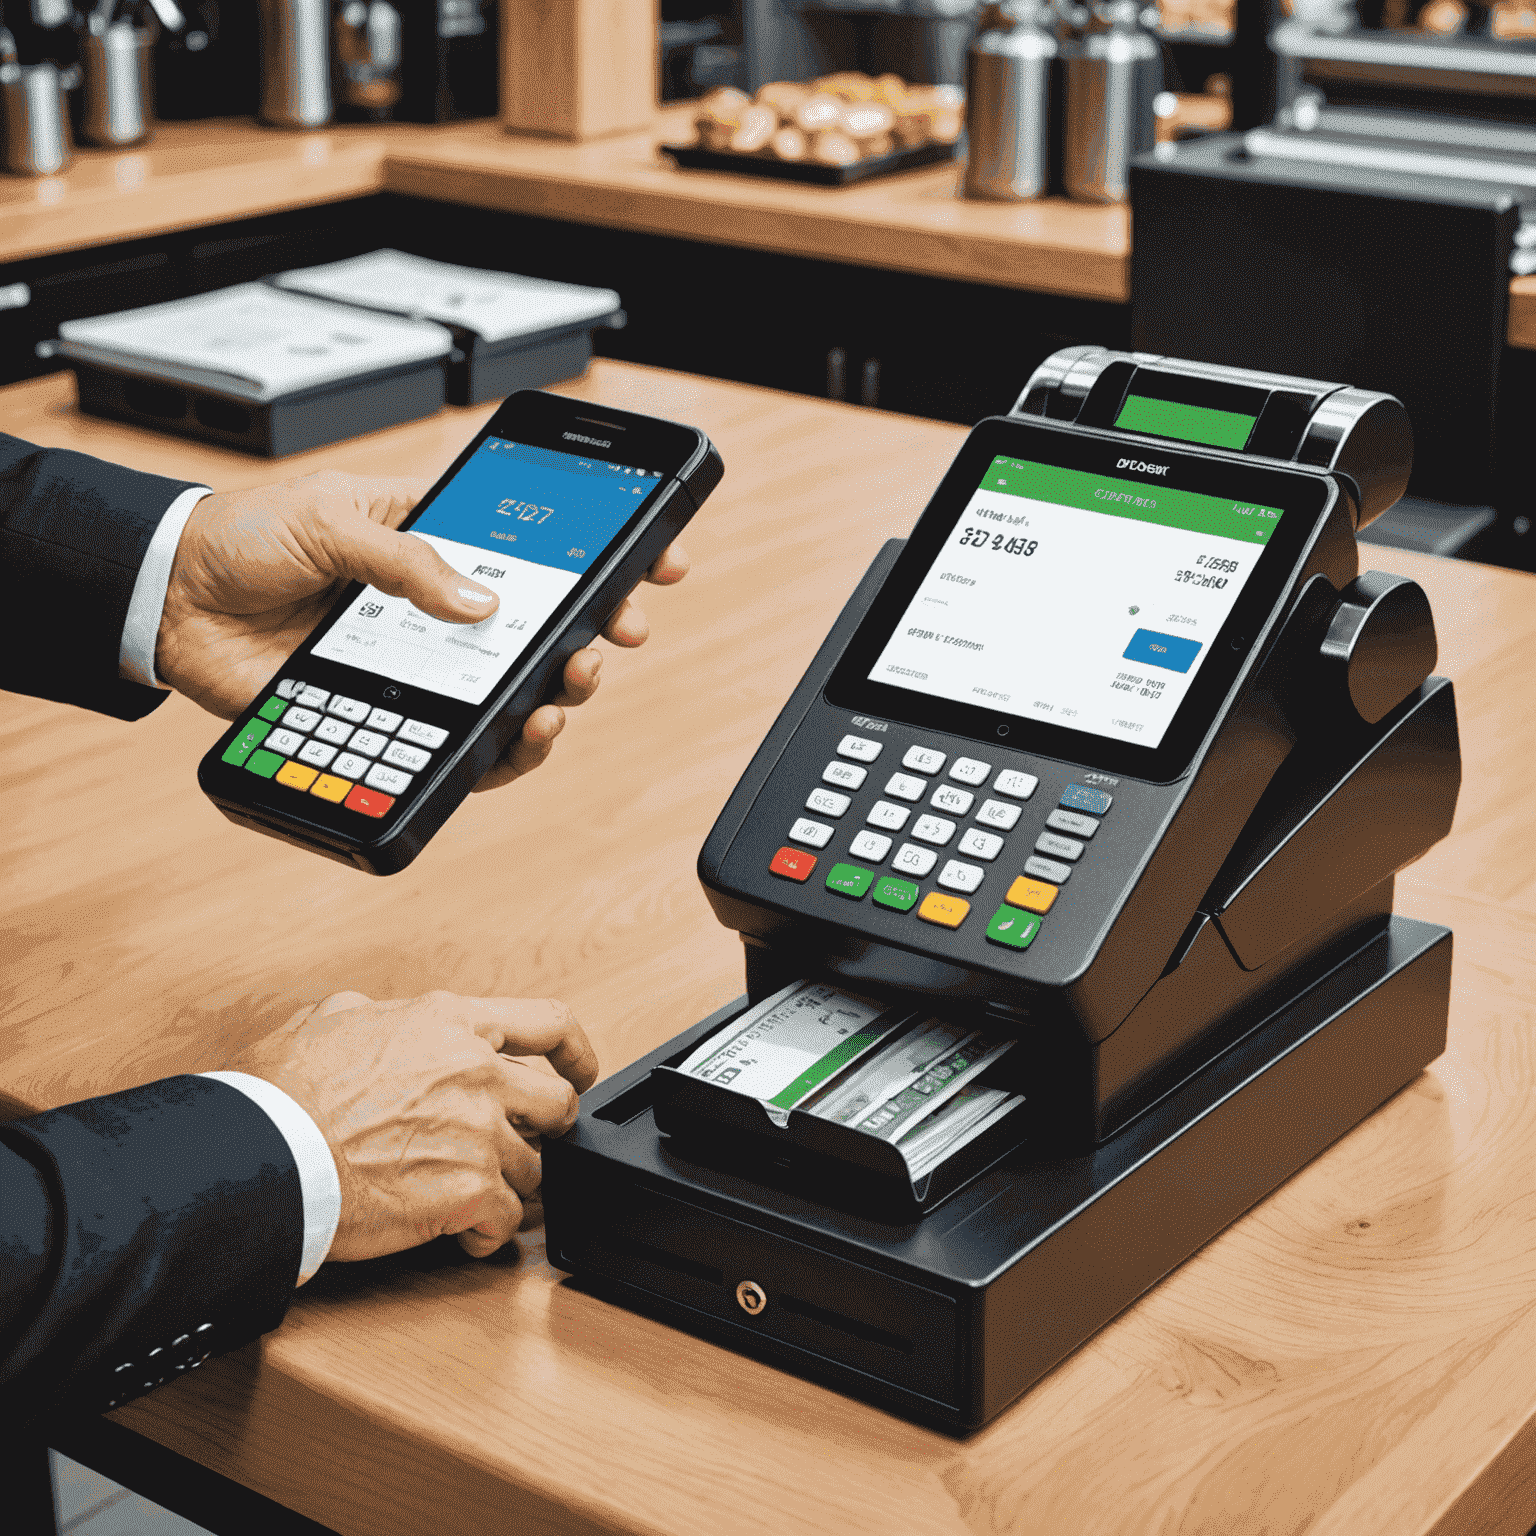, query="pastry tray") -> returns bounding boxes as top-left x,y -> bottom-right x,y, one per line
662,139 -> 957,187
